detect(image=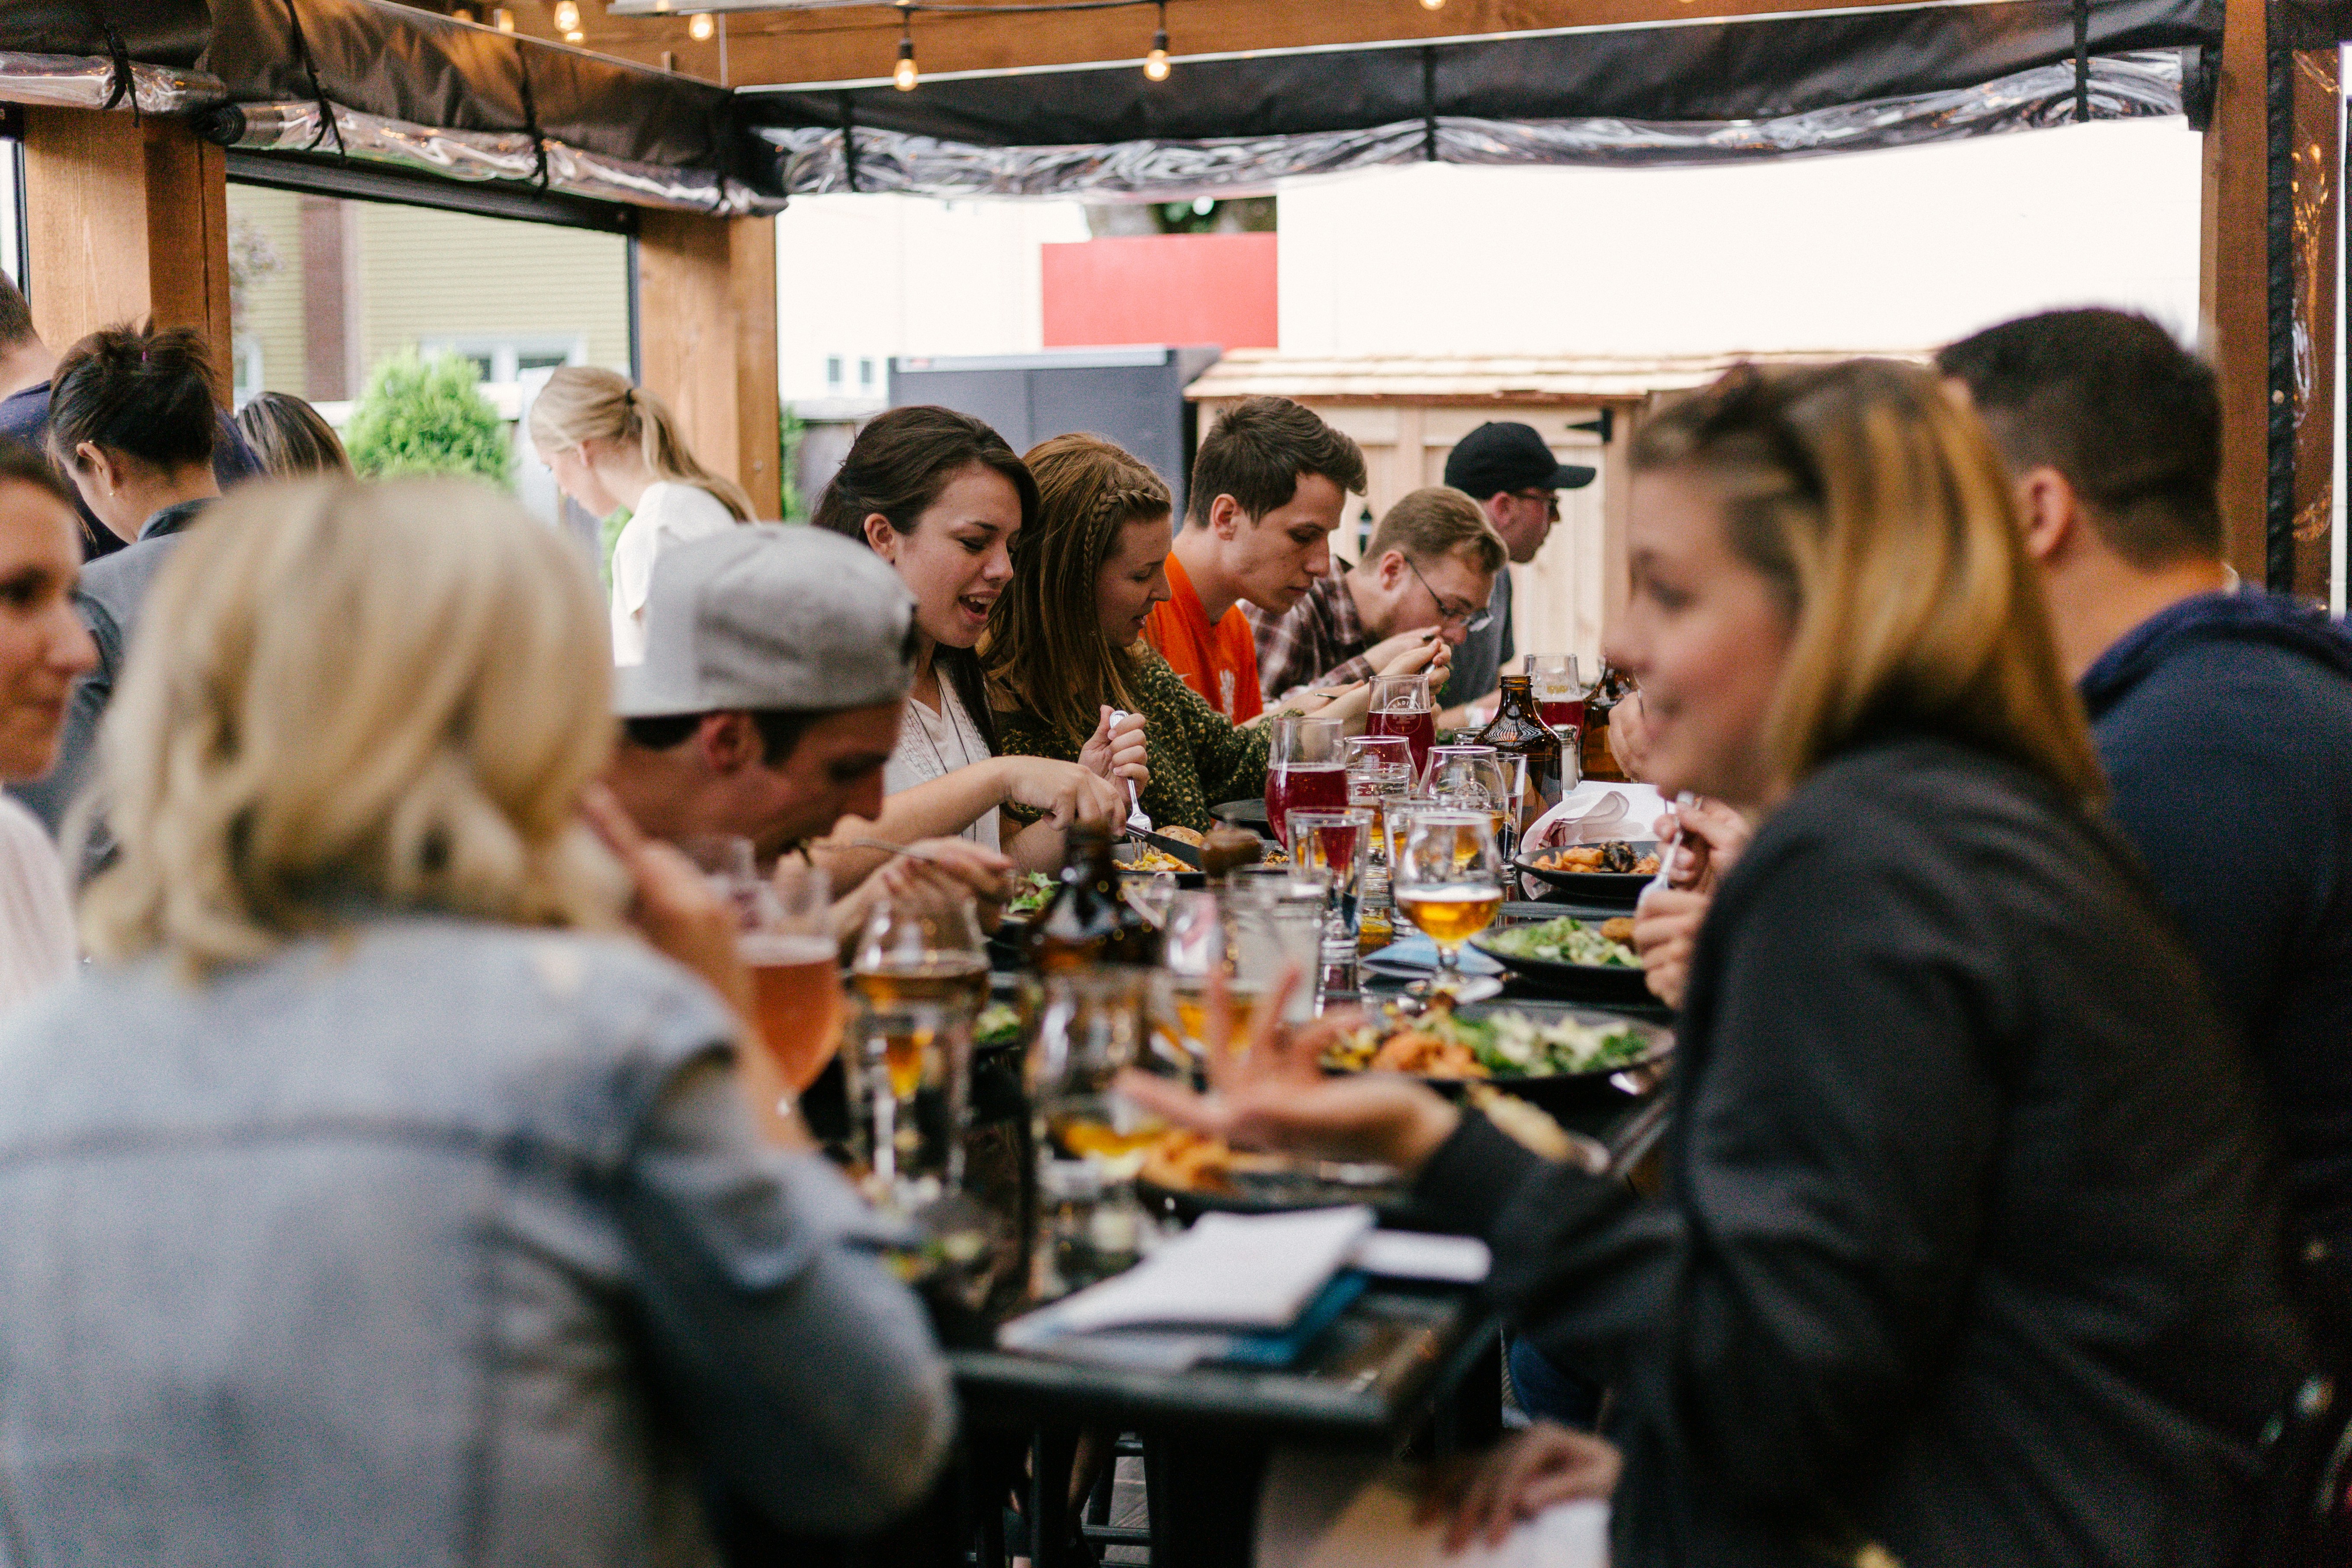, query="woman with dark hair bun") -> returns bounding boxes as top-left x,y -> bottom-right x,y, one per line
812,405 -> 1144,885
14,324 -> 227,836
